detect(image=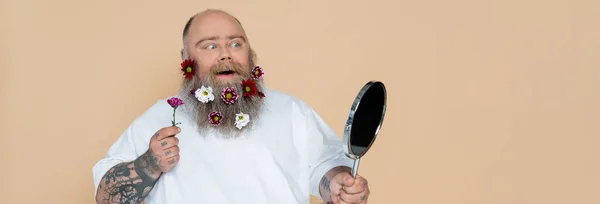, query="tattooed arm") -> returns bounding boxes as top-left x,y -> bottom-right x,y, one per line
95,126 -> 181,204
95,150 -> 162,204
